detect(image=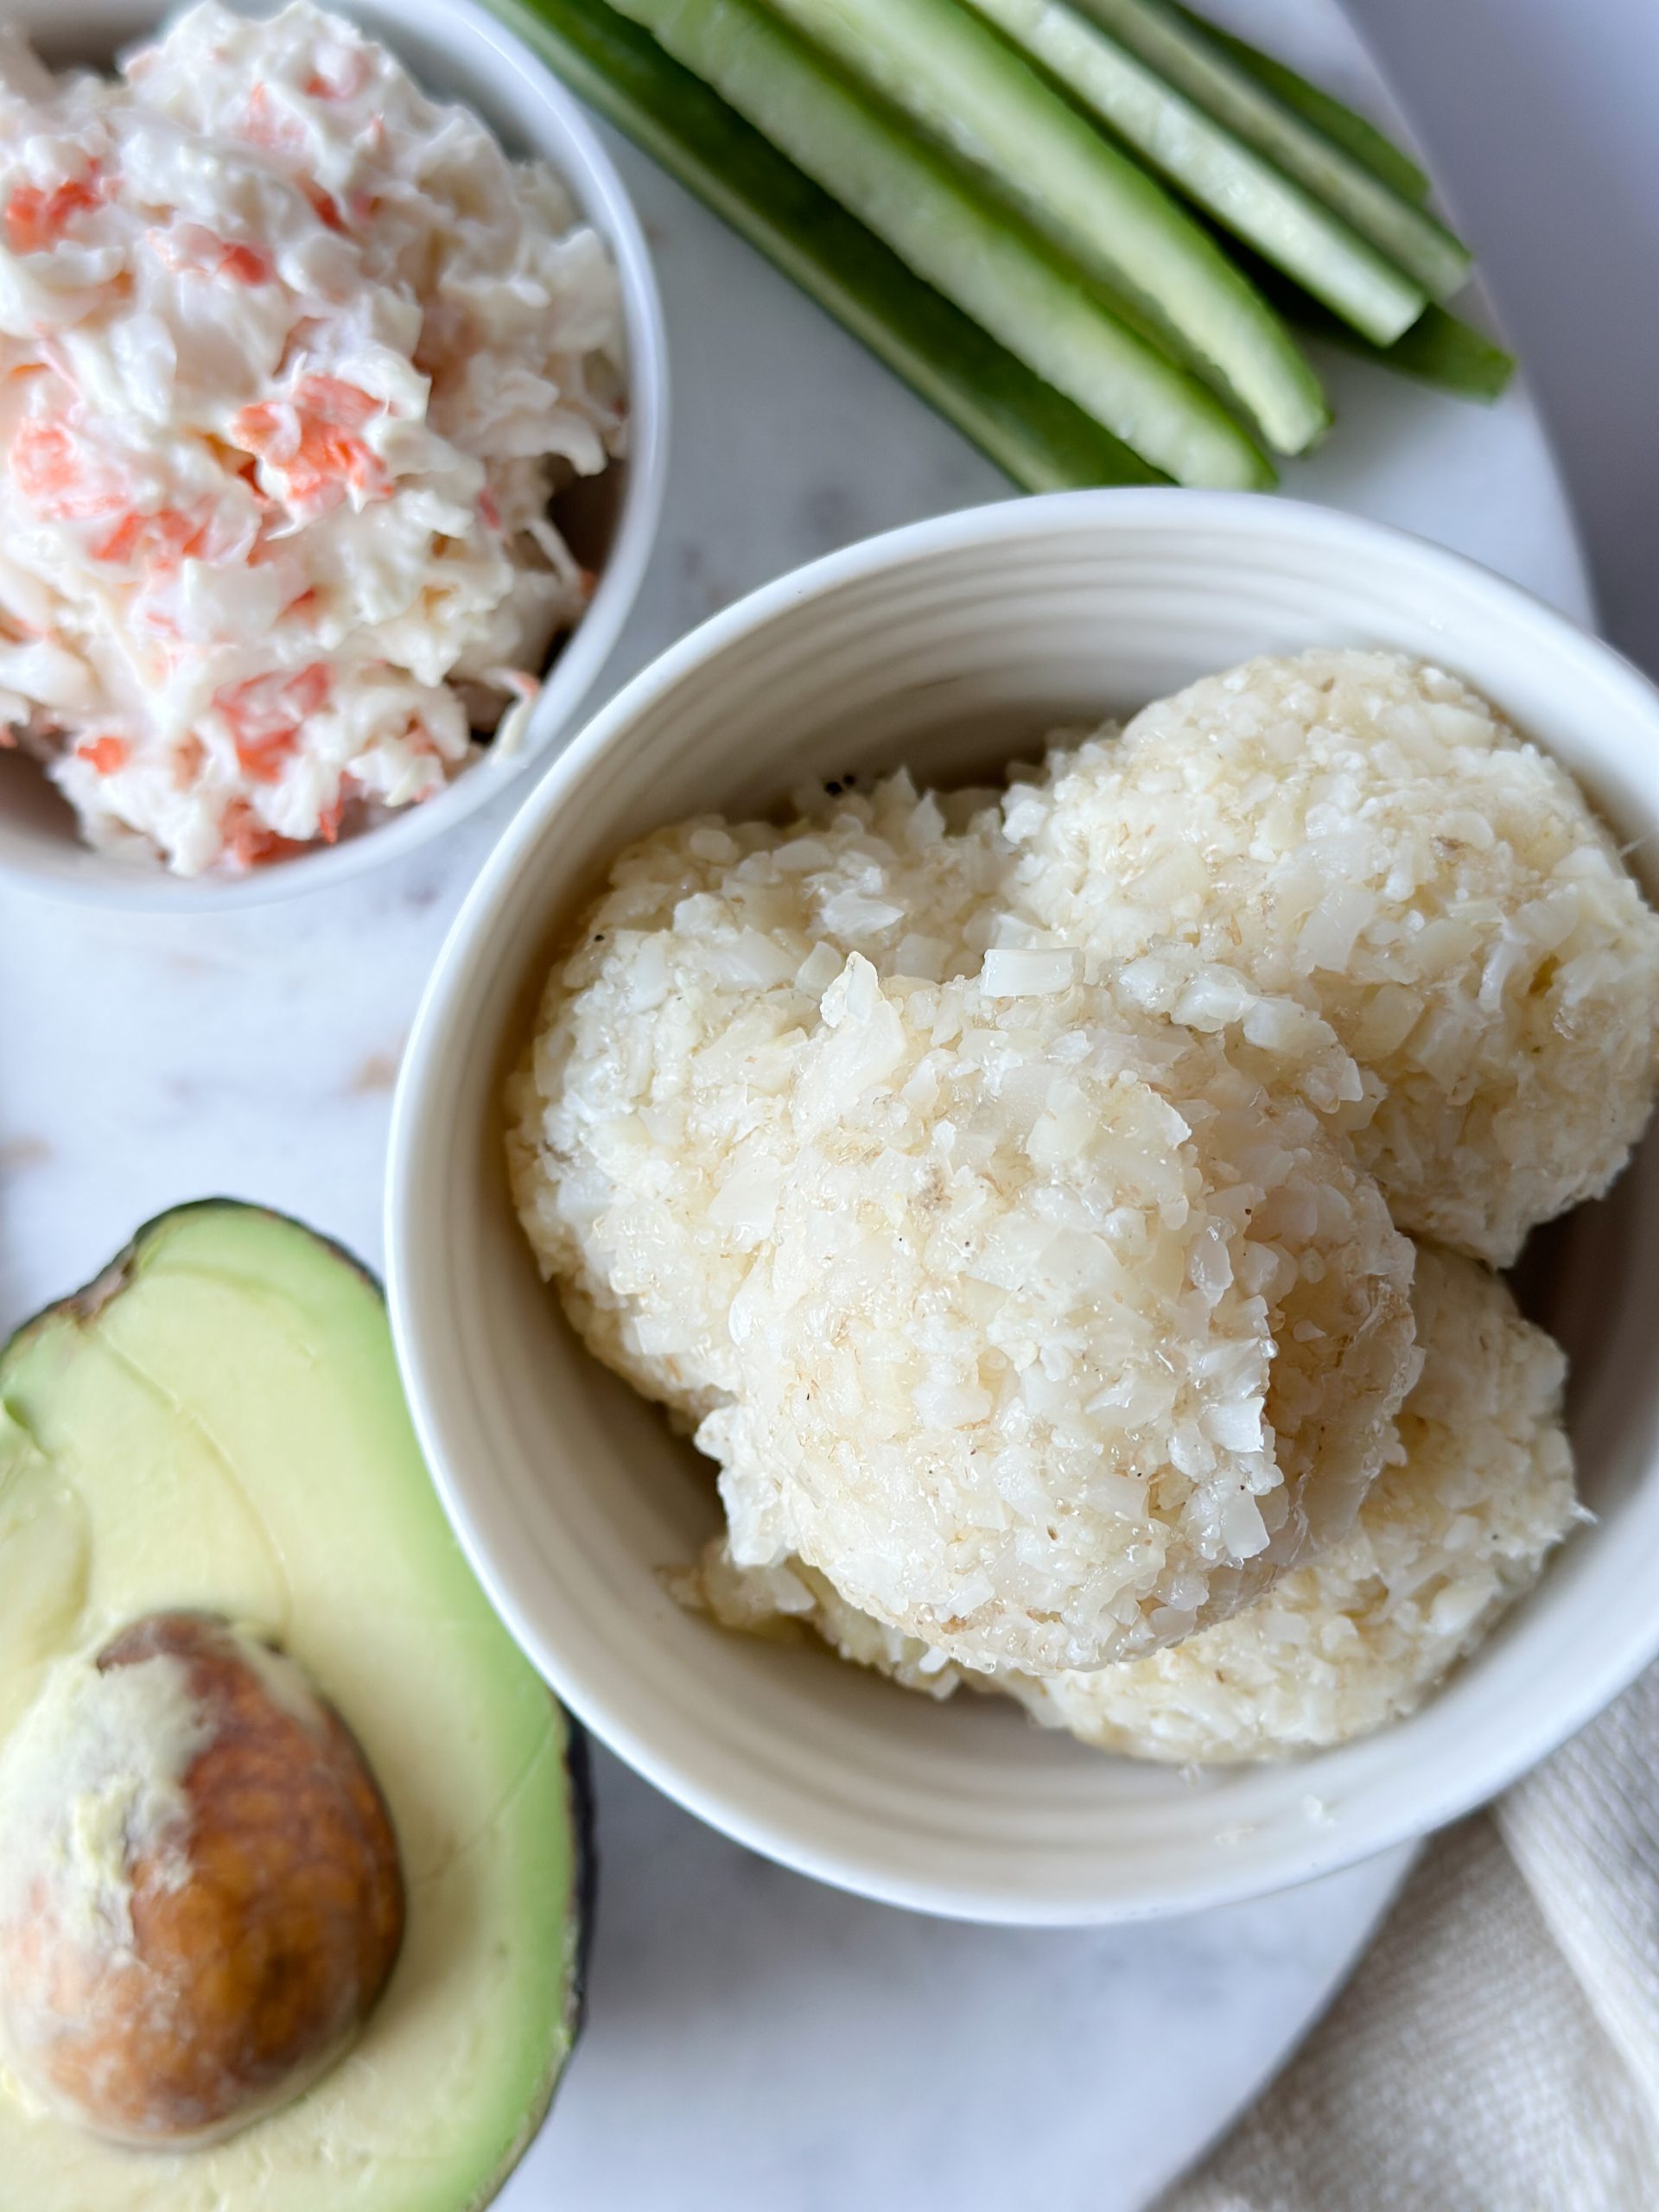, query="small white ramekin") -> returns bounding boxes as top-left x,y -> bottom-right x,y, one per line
0,0 -> 668,907
389,489 -> 1659,1924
